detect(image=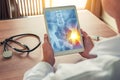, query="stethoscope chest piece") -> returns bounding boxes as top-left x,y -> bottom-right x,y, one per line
2,51 -> 13,59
